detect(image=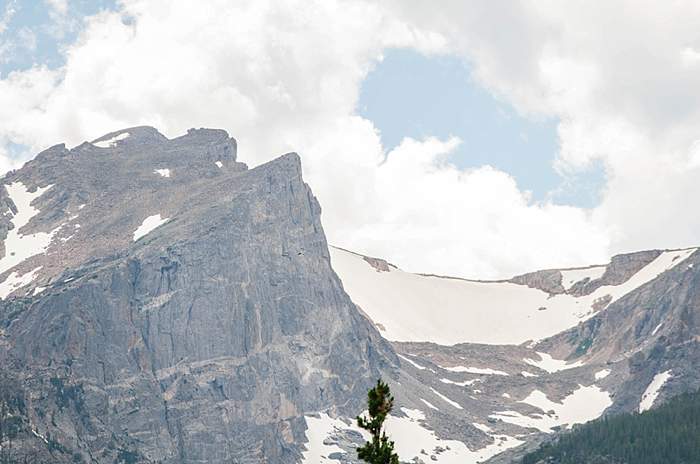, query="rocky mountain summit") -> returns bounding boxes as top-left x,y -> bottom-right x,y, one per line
0,126 -> 698,464
0,127 -> 395,463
